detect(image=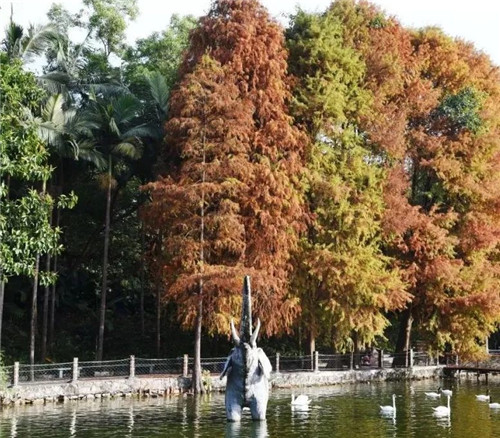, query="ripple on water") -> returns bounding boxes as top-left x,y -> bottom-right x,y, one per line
2,380 -> 500,437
